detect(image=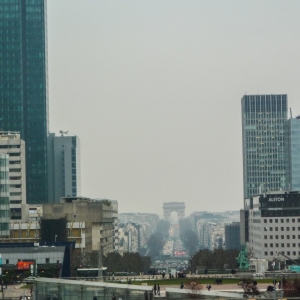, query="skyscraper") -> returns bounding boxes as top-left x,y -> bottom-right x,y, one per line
0,0 -> 48,203
241,94 -> 288,199
47,133 -> 81,203
285,117 -> 300,191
